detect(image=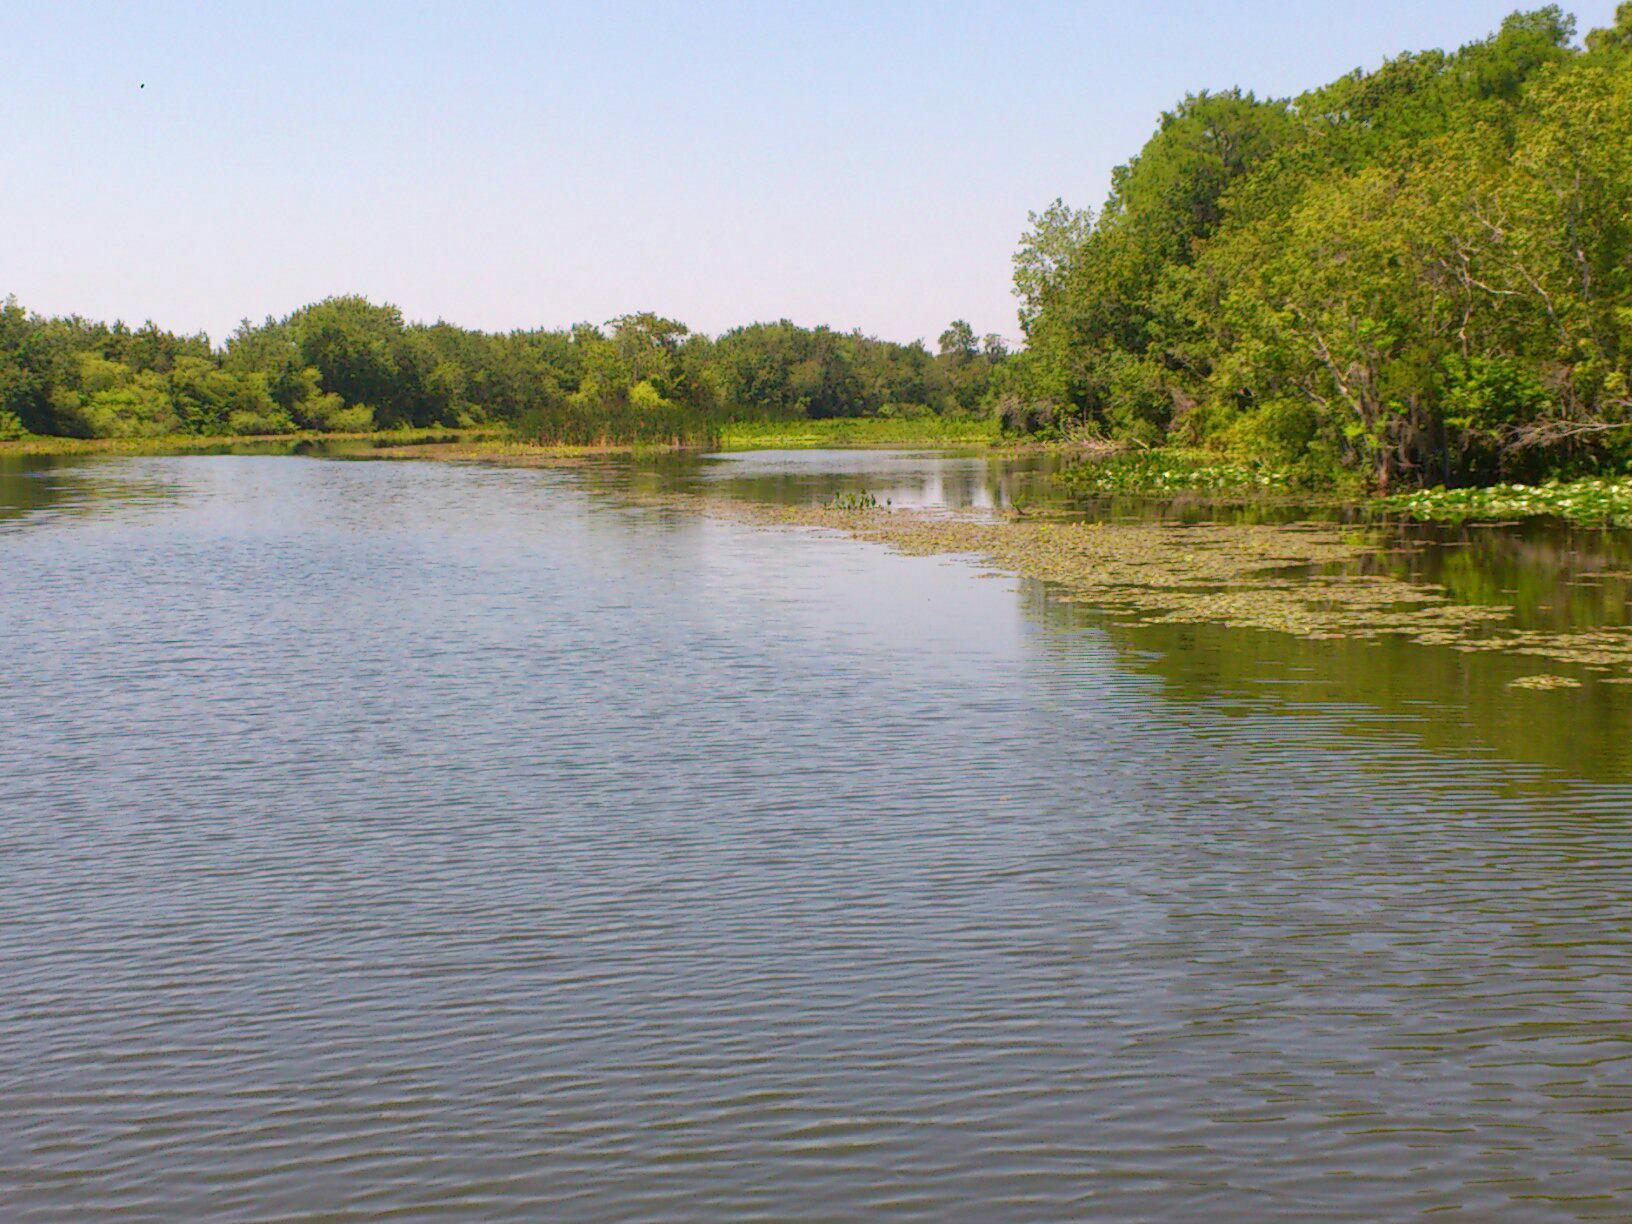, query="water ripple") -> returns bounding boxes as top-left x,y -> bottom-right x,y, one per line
2,455 -> 1631,1220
